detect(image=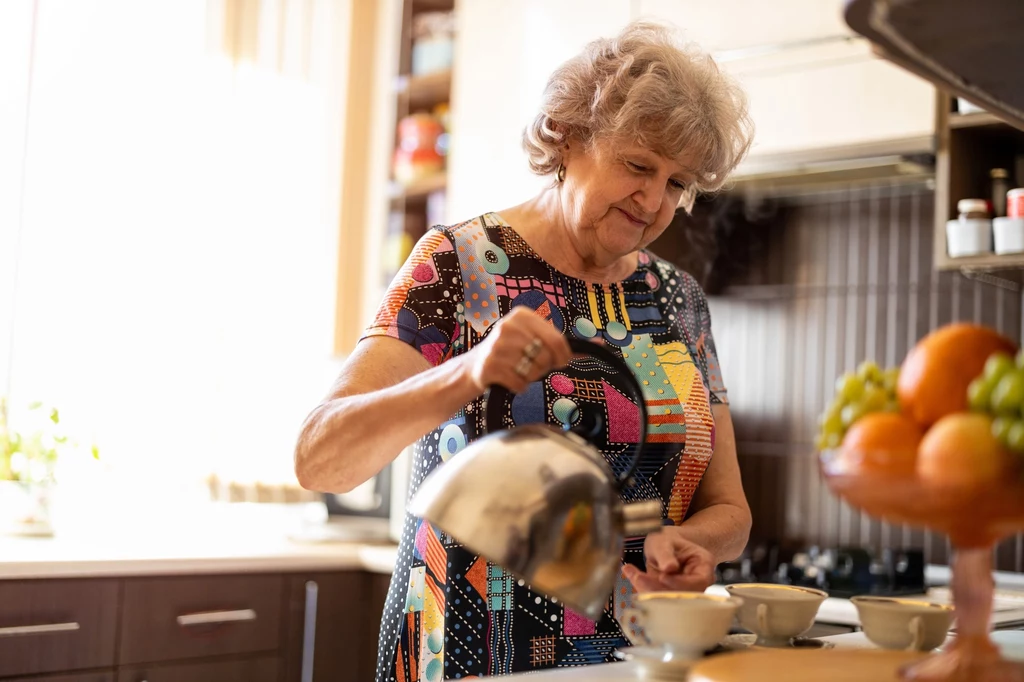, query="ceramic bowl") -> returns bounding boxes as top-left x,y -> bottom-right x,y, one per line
724,583 -> 828,647
852,596 -> 955,651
